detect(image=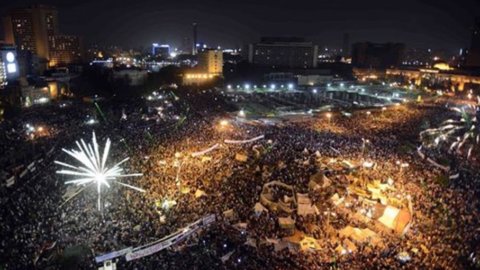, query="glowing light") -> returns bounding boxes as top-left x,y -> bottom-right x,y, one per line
6,52 -> 15,63
219,119 -> 229,127
288,83 -> 294,90
312,89 -> 317,94
7,63 -> 17,73
55,132 -> 144,210
270,84 -> 276,90
35,97 -> 49,104
420,105 -> 479,159
238,109 -> 246,118
86,119 -> 97,125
